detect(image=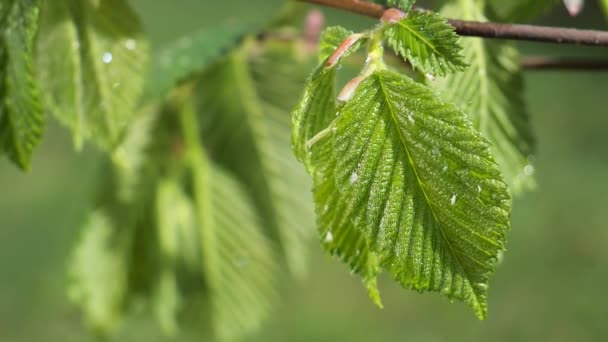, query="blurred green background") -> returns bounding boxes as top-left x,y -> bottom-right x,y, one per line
2,1 -> 608,341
